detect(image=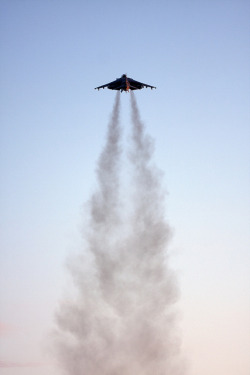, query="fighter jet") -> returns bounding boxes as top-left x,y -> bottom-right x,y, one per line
95,74 -> 156,92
